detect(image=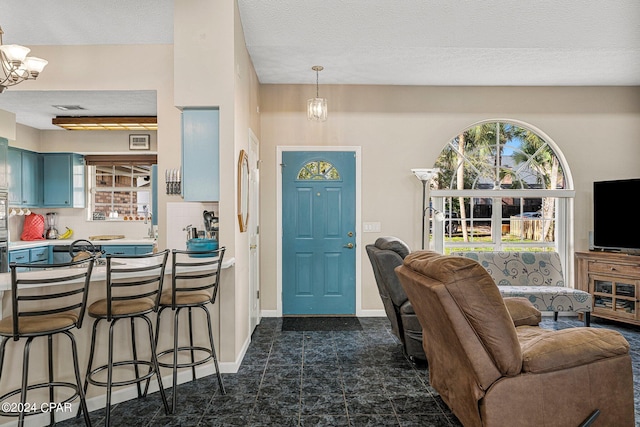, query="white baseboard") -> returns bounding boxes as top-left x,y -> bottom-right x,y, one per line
260,310 -> 279,317
357,309 -> 386,317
